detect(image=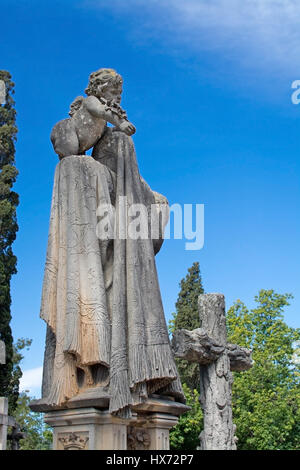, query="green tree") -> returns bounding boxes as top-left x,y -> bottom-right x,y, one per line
5,338 -> 52,450
169,262 -> 204,390
227,290 -> 300,450
0,70 -> 19,413
10,392 -> 52,450
9,338 -> 32,412
170,384 -> 203,450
